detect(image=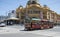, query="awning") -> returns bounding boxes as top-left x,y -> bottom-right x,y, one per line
7,17 -> 19,20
